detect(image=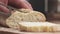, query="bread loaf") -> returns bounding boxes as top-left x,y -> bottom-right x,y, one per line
6,9 -> 46,30
19,22 -> 60,32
